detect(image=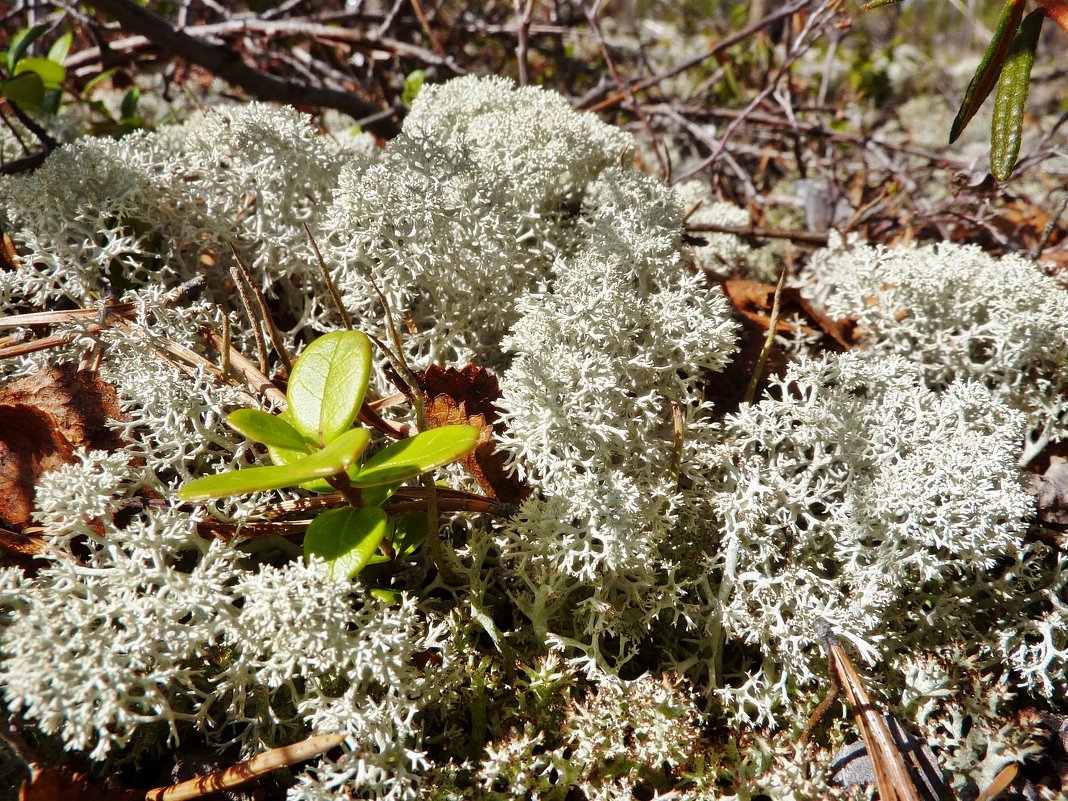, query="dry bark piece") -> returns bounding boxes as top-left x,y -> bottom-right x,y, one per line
0,232 -> 19,272
0,365 -> 124,530
1026,455 -> 1068,546
1030,456 -> 1068,522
